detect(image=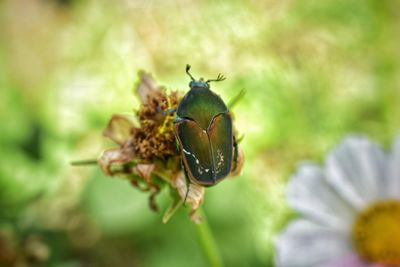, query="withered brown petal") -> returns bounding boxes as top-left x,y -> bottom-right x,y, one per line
172,172 -> 204,223
136,70 -> 160,104
103,115 -> 135,146
132,164 -> 155,183
148,186 -> 160,212
97,146 -> 135,176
